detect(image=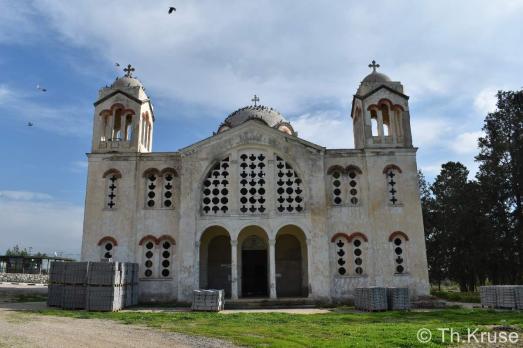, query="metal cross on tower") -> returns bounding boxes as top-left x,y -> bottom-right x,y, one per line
251,94 -> 260,106
368,60 -> 380,72
123,64 -> 135,77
